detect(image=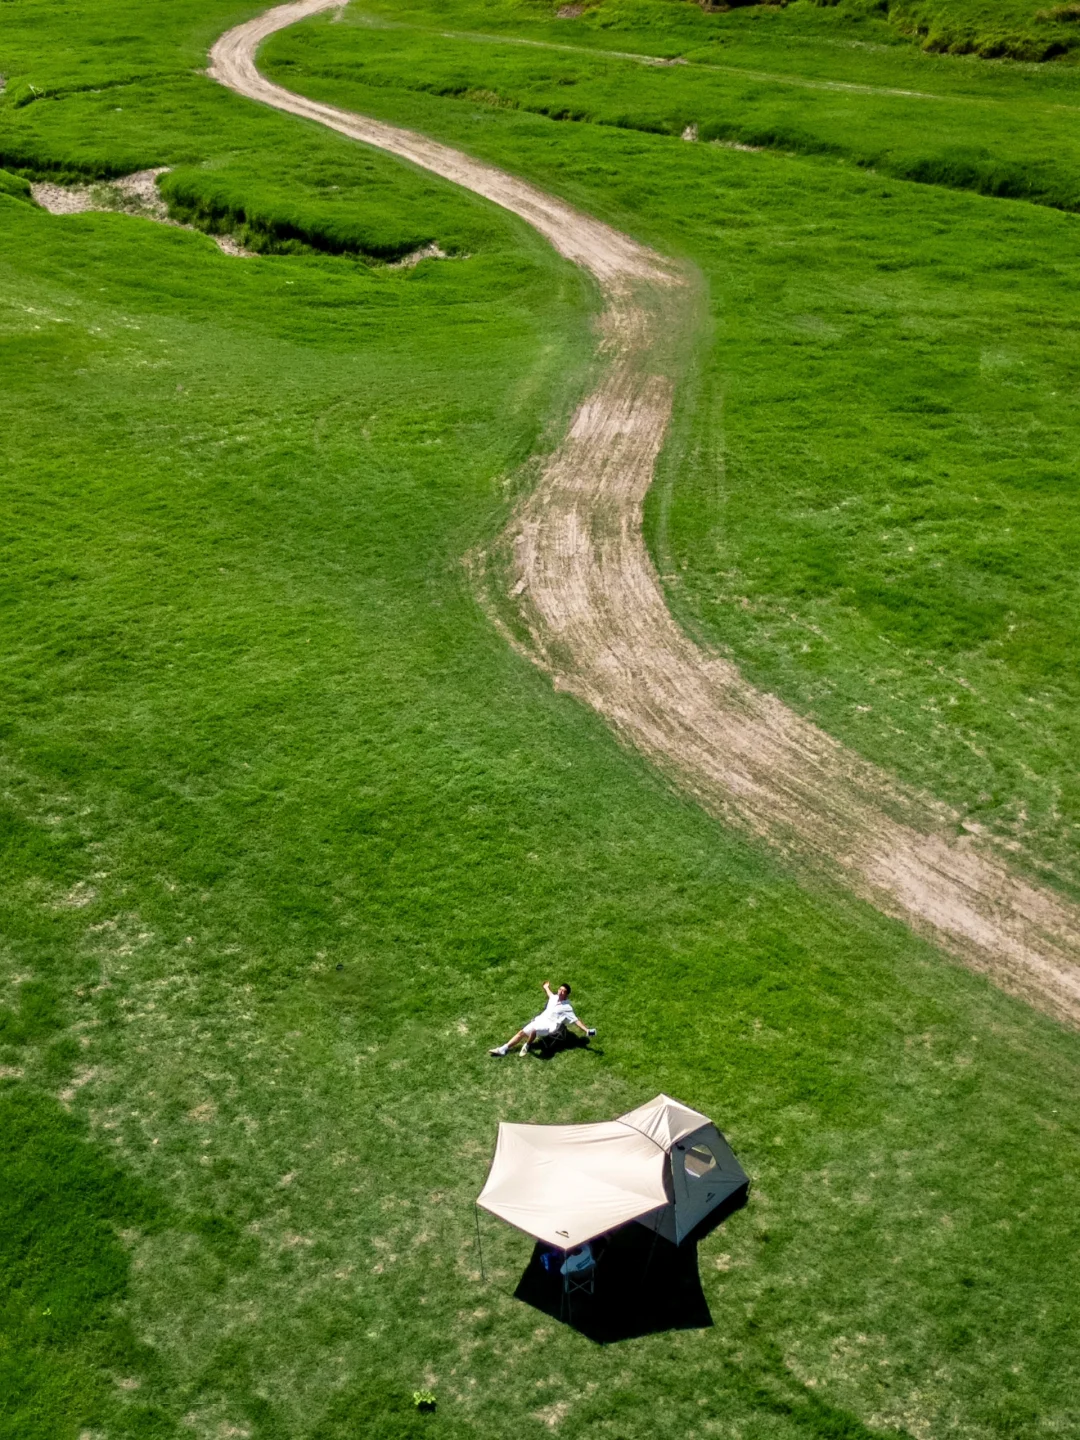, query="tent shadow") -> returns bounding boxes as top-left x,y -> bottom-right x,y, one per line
513,1185 -> 748,1344
680,1179 -> 751,1245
